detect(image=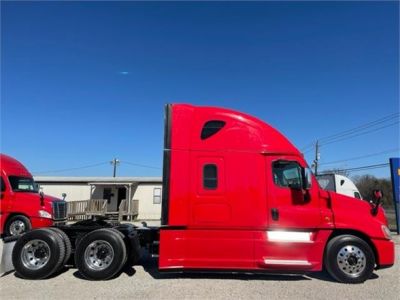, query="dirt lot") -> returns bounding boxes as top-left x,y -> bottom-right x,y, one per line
0,234 -> 399,300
